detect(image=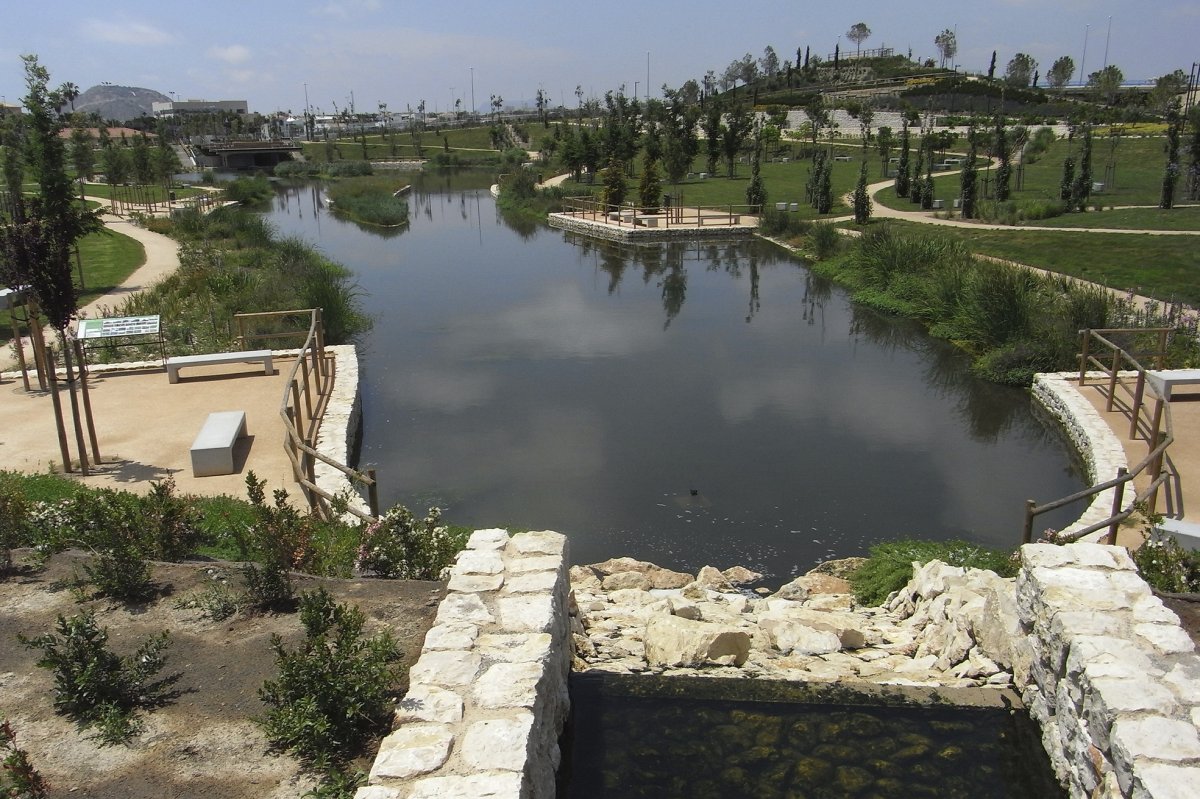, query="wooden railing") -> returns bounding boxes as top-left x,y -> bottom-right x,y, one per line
560,196 -> 753,228
234,309 -> 379,523
1021,328 -> 1175,545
